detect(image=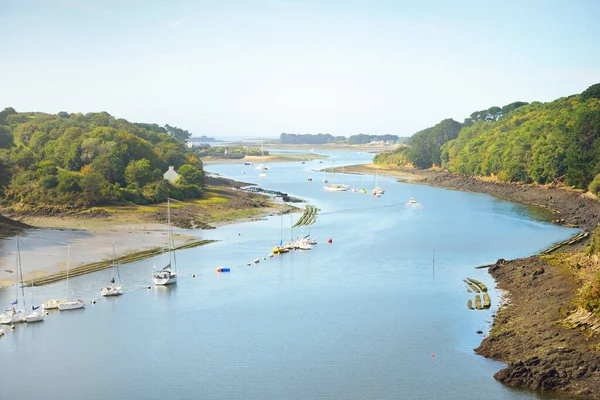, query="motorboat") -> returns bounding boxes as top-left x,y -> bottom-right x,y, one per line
409,197 -> 417,205
244,161 -> 253,166
352,188 -> 357,192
